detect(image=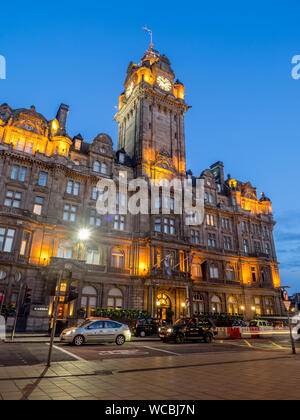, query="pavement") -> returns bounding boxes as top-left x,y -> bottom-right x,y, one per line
0,348 -> 299,400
